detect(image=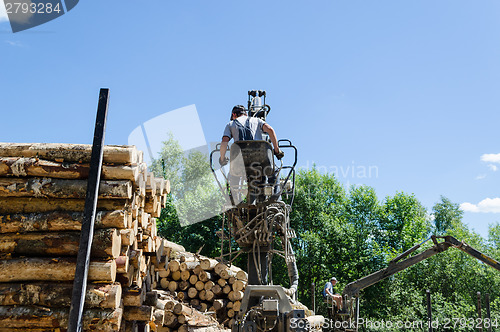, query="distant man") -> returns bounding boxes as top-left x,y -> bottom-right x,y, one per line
323,277 -> 343,310
219,105 -> 283,166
